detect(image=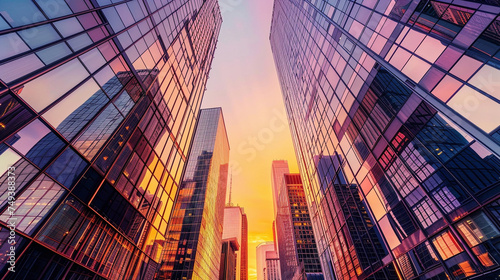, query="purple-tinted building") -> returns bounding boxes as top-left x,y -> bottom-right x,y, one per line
271,0 -> 500,279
